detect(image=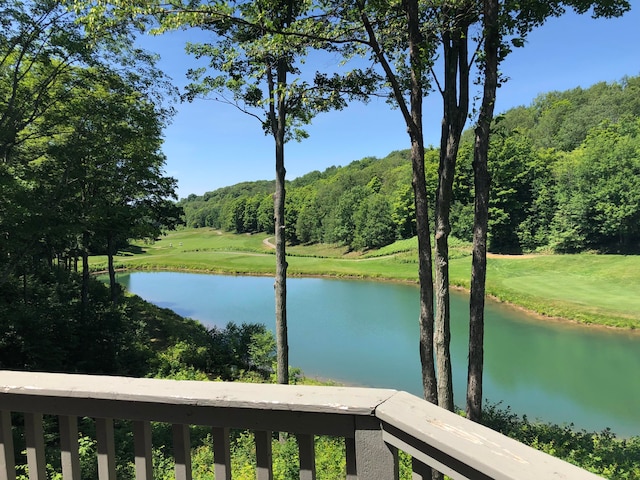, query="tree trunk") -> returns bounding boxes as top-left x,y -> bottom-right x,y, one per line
81,232 -> 90,322
434,19 -> 470,412
406,0 -> 438,406
434,139 -> 455,411
22,270 -> 27,304
107,231 -> 118,305
274,58 -> 289,386
358,0 -> 437,405
467,0 -> 498,423
414,140 -> 438,405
